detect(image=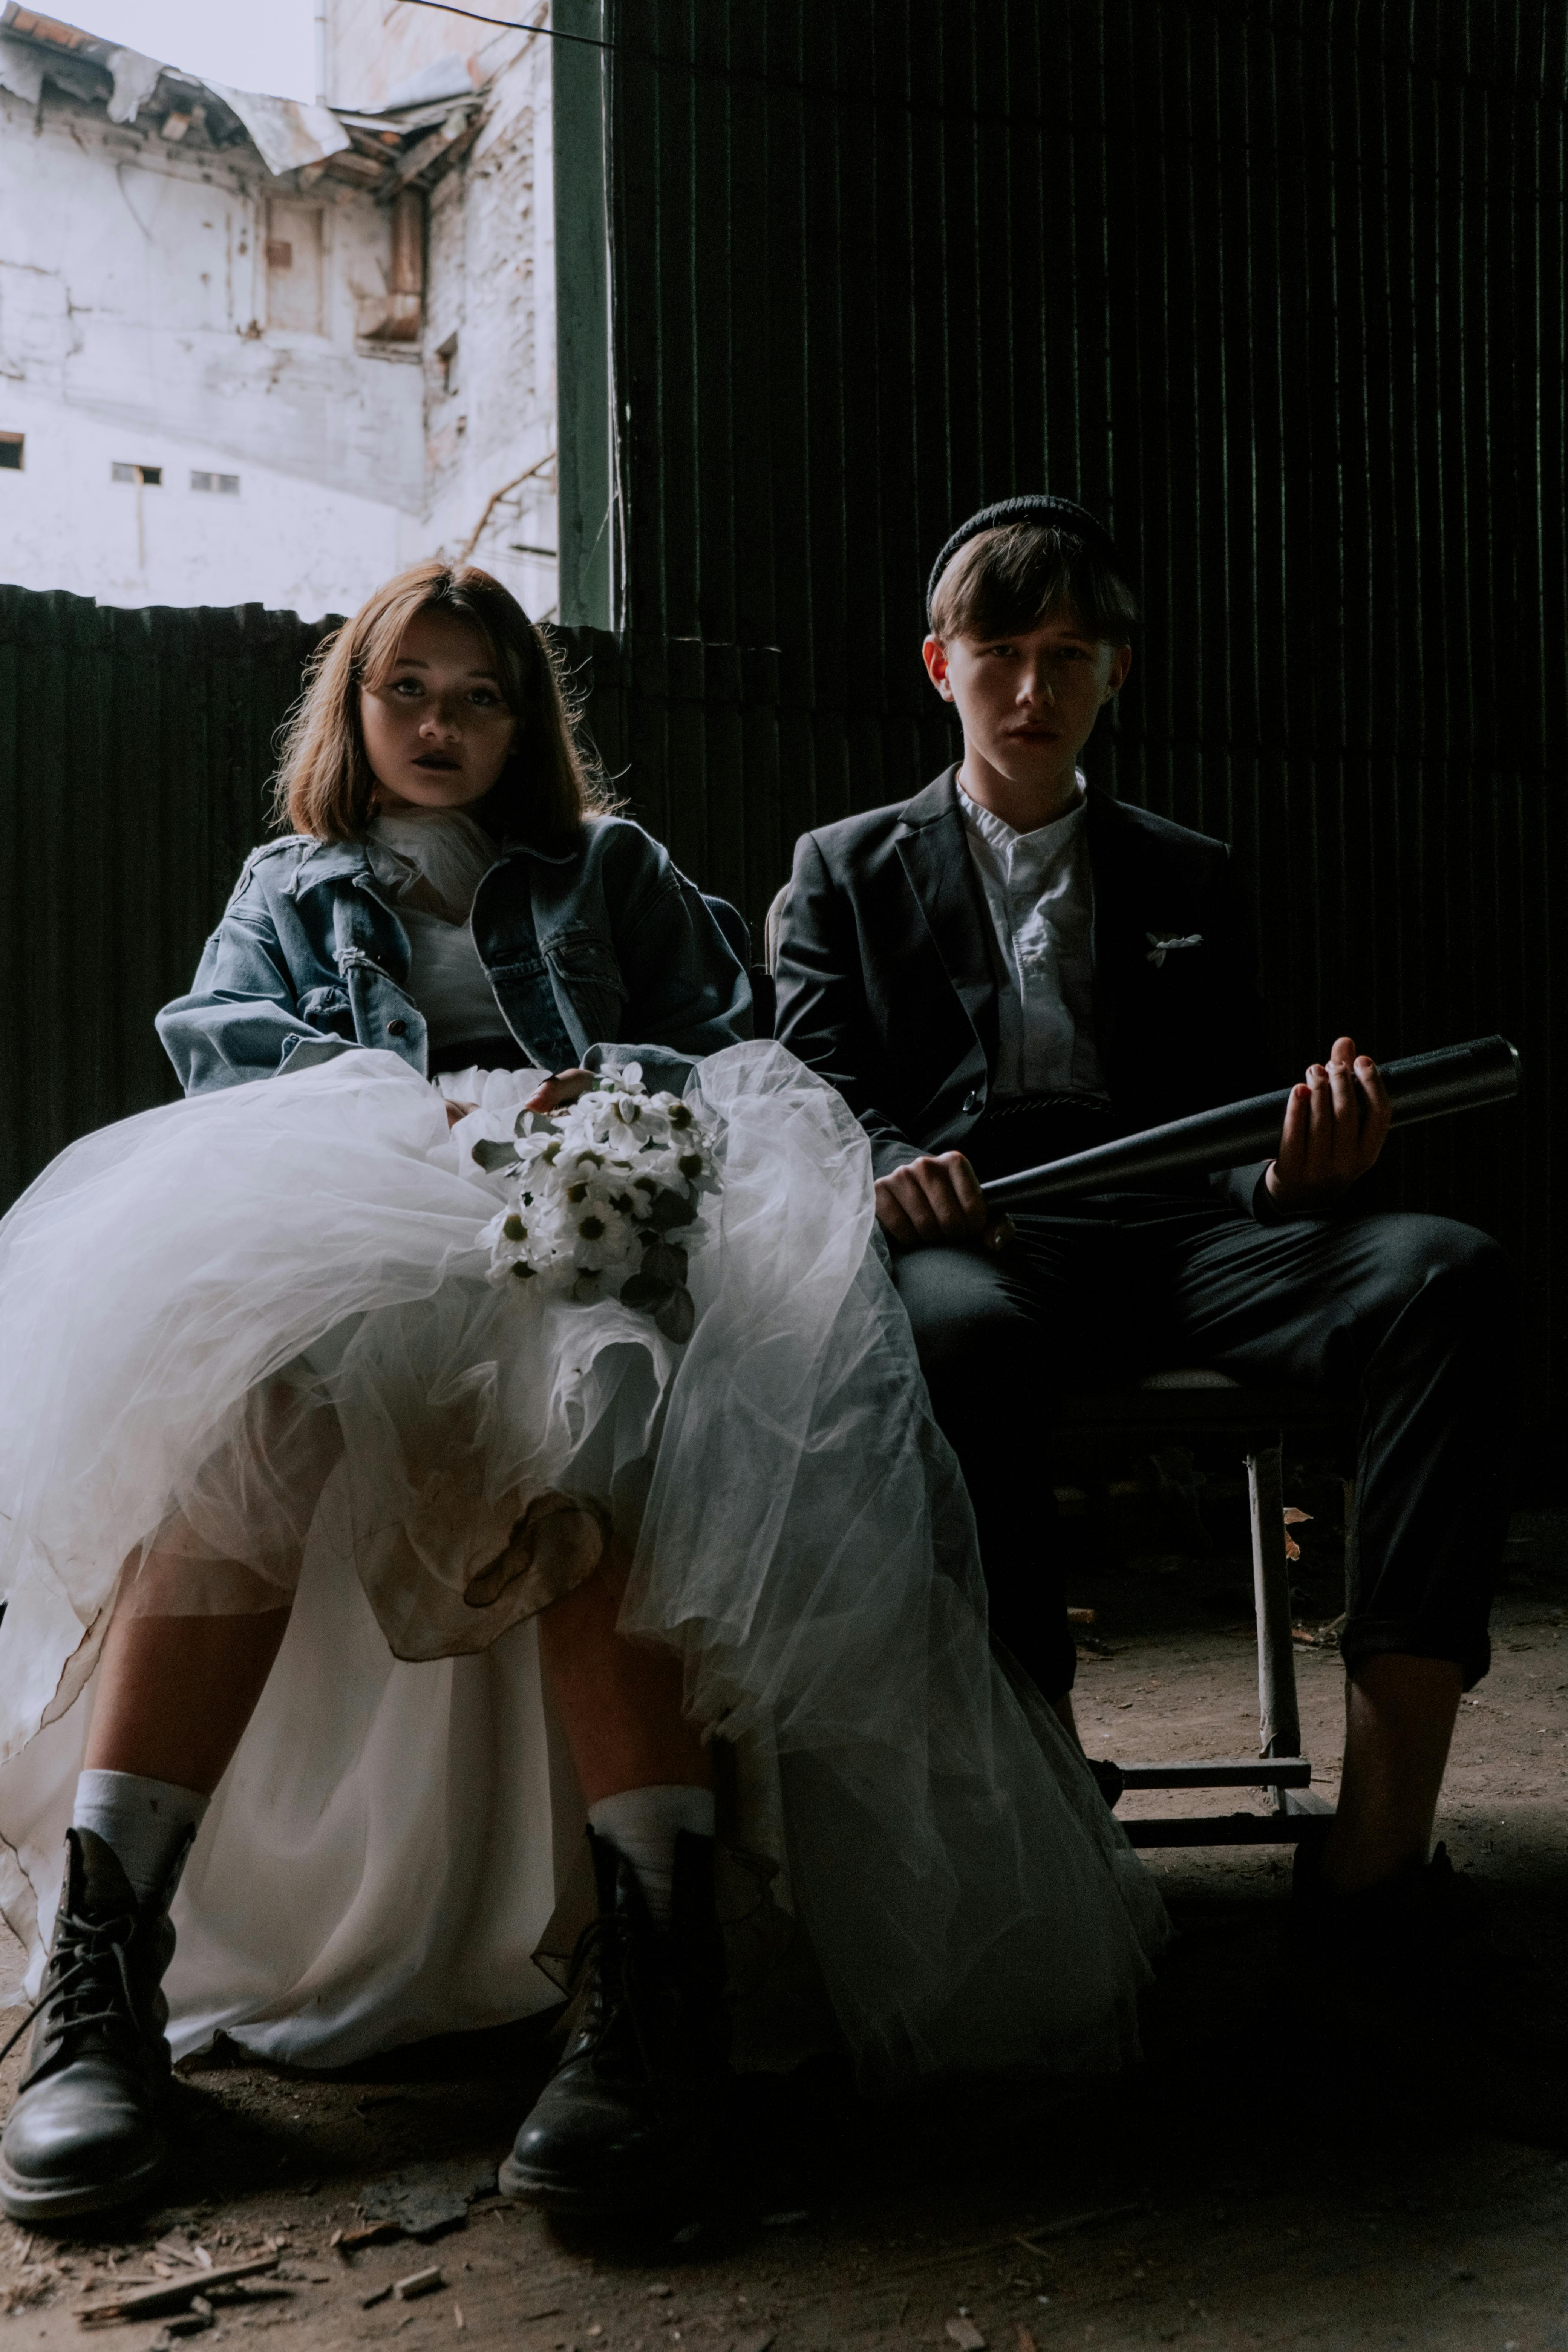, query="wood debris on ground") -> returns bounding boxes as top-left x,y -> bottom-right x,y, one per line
1291,1611 -> 1346,1650
75,2256 -> 280,2324
394,2266 -> 446,2301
